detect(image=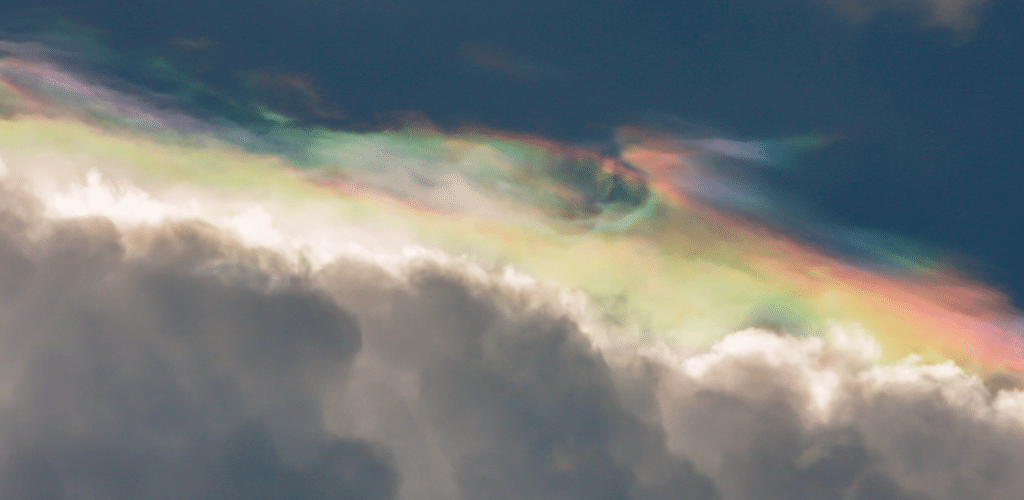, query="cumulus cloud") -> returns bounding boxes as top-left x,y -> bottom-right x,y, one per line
0,180 -> 394,500
0,173 -> 1021,500
654,330 -> 1024,499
